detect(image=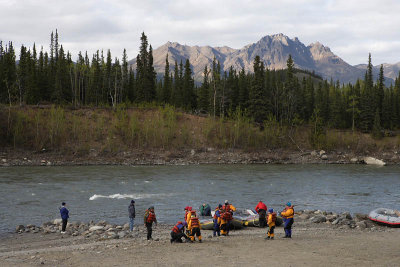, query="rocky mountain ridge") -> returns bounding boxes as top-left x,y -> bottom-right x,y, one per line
129,33 -> 398,84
